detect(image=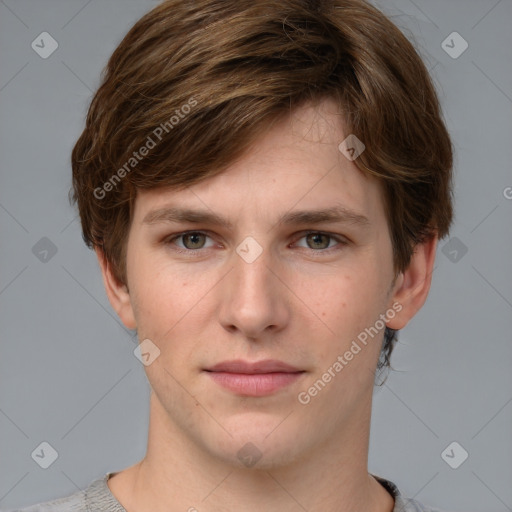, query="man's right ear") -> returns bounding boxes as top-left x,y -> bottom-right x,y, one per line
95,248 -> 137,330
